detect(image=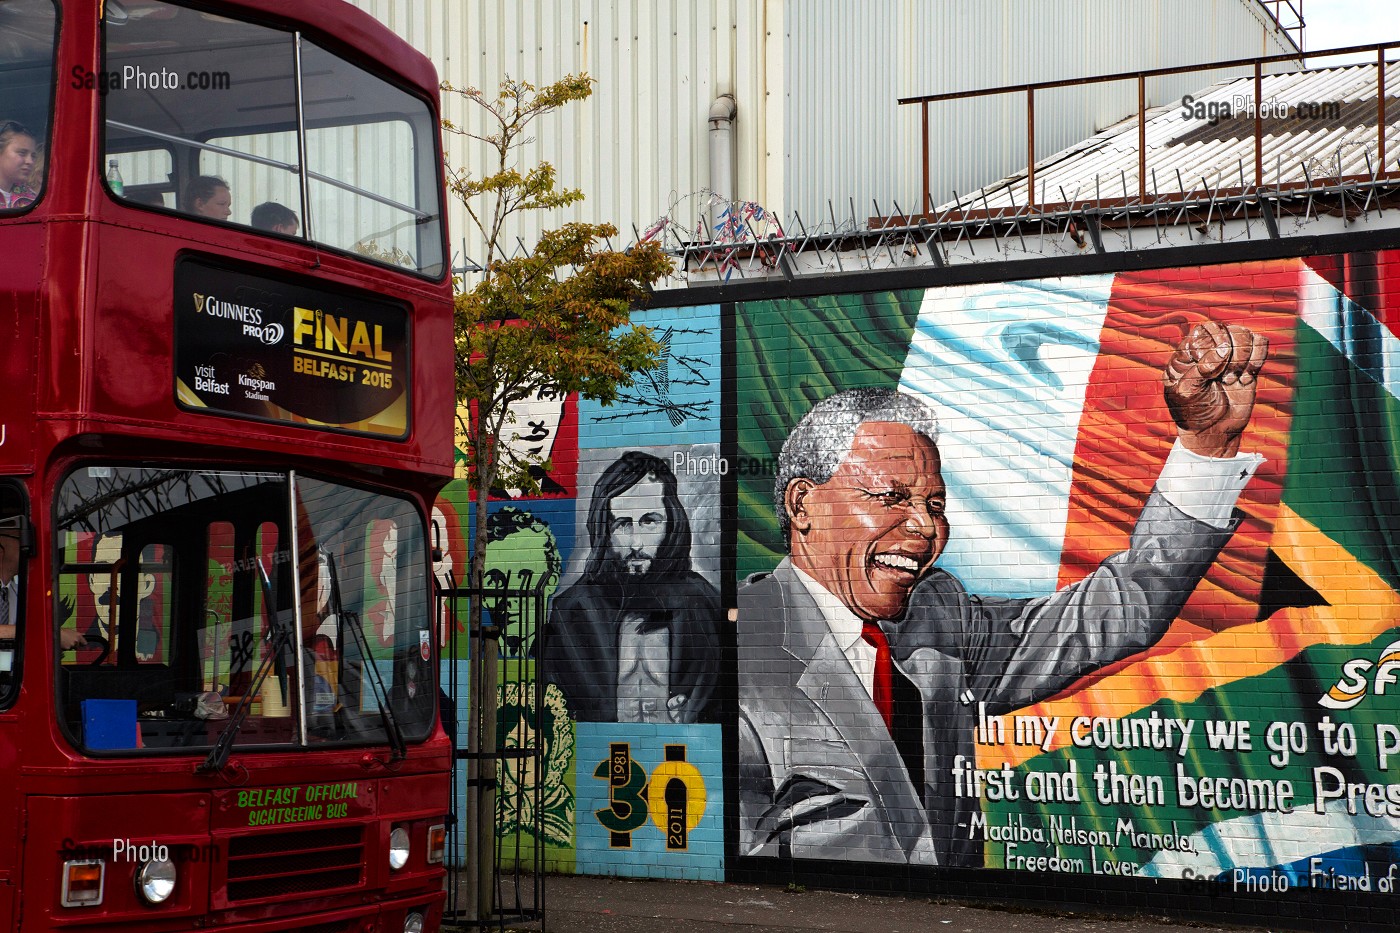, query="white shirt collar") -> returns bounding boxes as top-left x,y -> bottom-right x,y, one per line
789,563 -> 867,653
786,562 -> 879,700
